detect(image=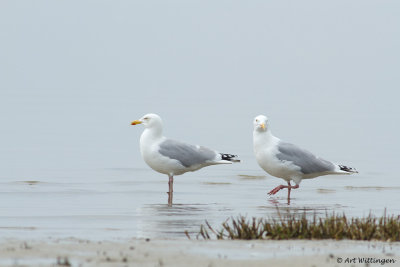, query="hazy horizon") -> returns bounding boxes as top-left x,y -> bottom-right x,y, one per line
1,1 -> 399,174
